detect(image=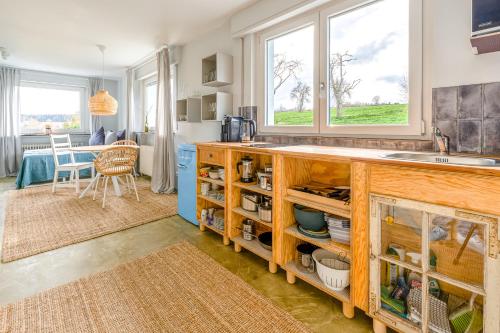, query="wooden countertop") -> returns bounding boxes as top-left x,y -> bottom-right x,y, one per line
196,142 -> 500,176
